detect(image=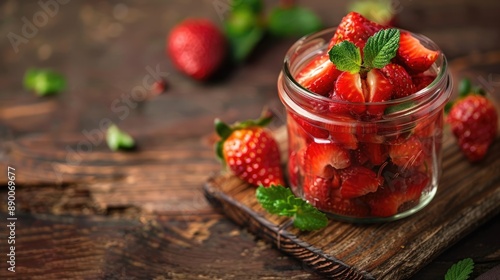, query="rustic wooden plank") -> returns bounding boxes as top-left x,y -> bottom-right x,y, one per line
204,126 -> 500,279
